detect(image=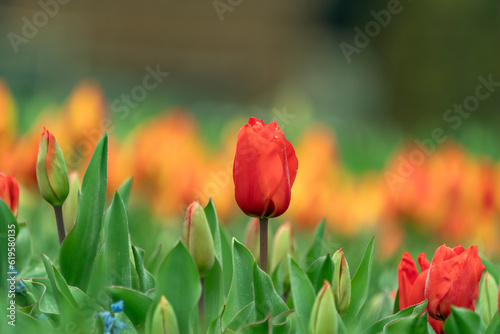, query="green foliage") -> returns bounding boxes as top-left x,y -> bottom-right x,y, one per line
10,132 -> 498,334
59,134 -> 108,292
